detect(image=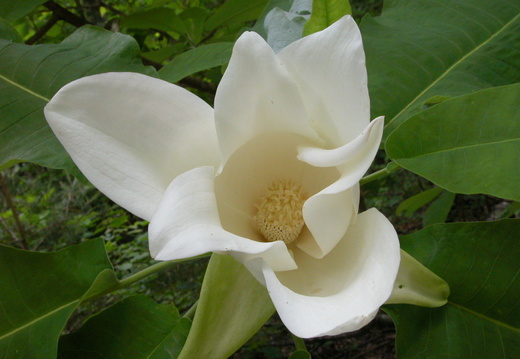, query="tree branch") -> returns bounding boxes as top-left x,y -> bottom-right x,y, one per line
26,12 -> 59,44
43,1 -> 87,28
0,173 -> 28,249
